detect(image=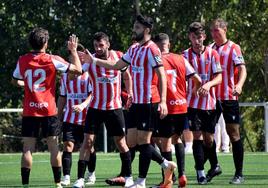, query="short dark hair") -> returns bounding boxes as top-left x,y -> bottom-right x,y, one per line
153,33 -> 169,43
136,14 -> 154,30
93,32 -> 109,42
28,27 -> 49,50
211,18 -> 228,29
189,22 -> 205,35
